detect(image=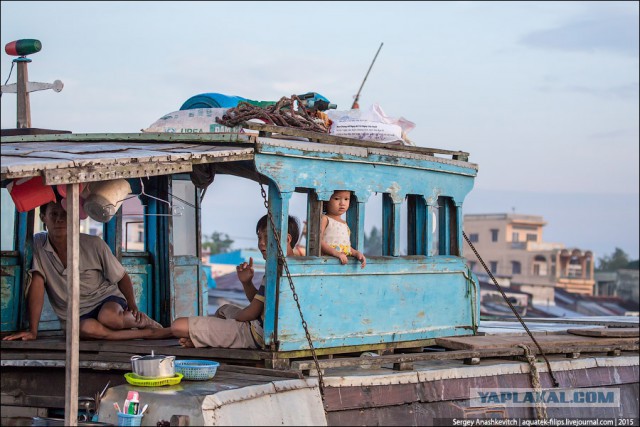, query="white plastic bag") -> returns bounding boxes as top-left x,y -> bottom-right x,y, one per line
142,108 -> 258,134
326,104 -> 415,145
